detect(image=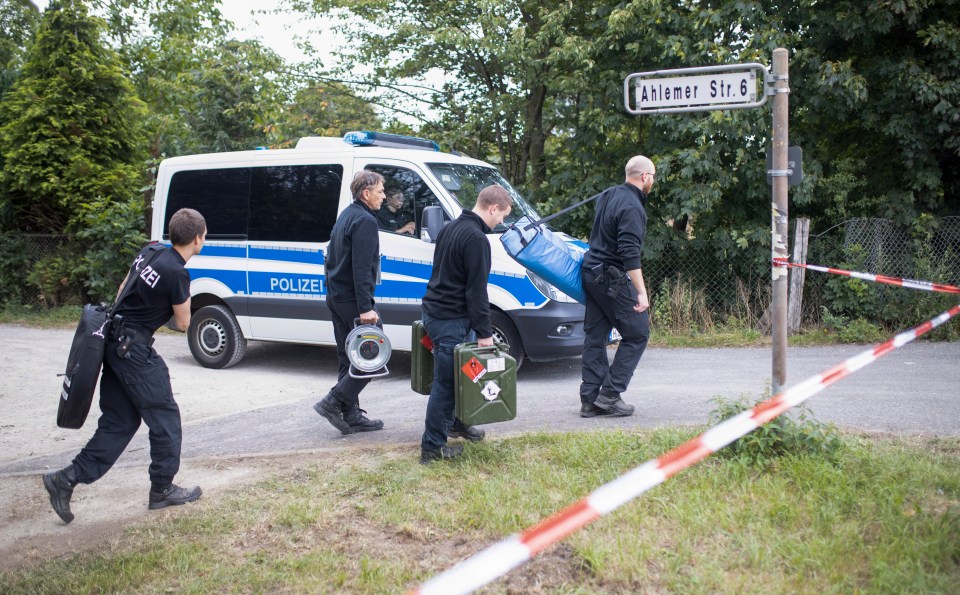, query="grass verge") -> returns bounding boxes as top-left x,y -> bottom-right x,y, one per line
3,430 -> 958,593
